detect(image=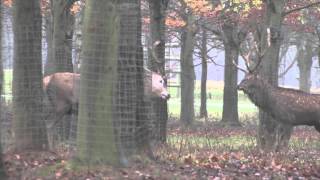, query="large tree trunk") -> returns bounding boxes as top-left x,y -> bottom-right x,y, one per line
180,14 -> 196,126
199,27 -> 208,120
12,0 -> 48,151
148,0 -> 169,143
75,0 -> 119,166
258,0 -> 293,151
0,1 -> 7,177
297,37 -> 313,93
45,0 -> 75,75
220,24 -> 240,126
